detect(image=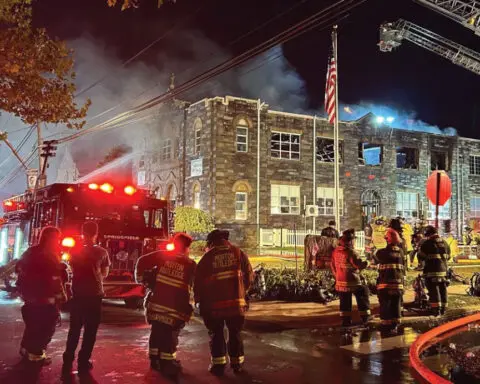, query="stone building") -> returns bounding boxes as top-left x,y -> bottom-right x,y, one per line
133,95 -> 480,247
